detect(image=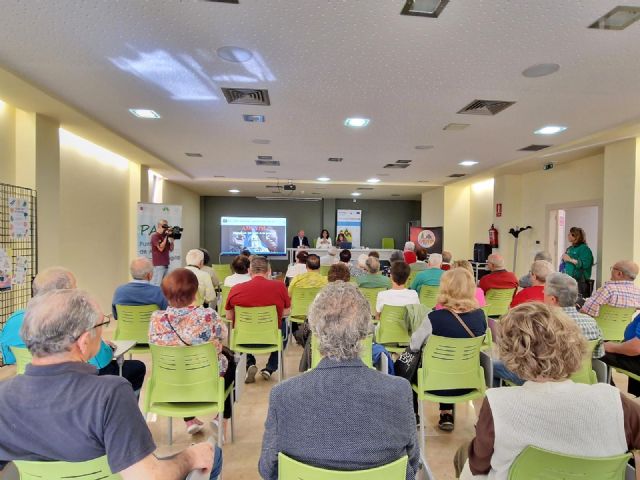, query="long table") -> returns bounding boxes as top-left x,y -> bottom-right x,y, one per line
287,248 -> 397,264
